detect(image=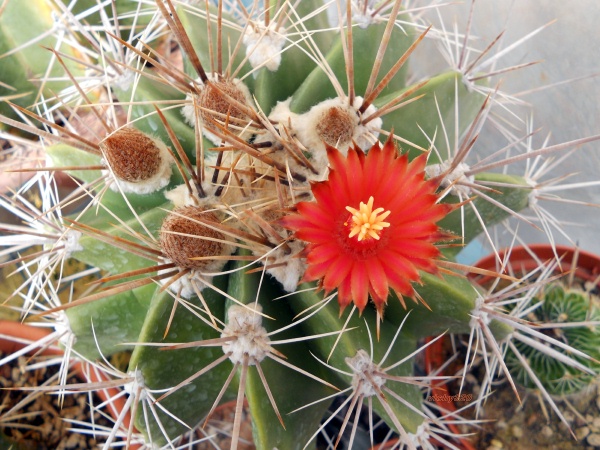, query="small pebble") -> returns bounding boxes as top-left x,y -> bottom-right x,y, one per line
511,425 -> 523,438
577,426 -> 591,441
576,414 -> 588,427
587,433 -> 600,446
64,433 -> 81,449
564,411 -> 575,423
465,373 -> 478,384
487,438 -> 503,449
541,425 -> 554,438
496,419 -> 508,430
